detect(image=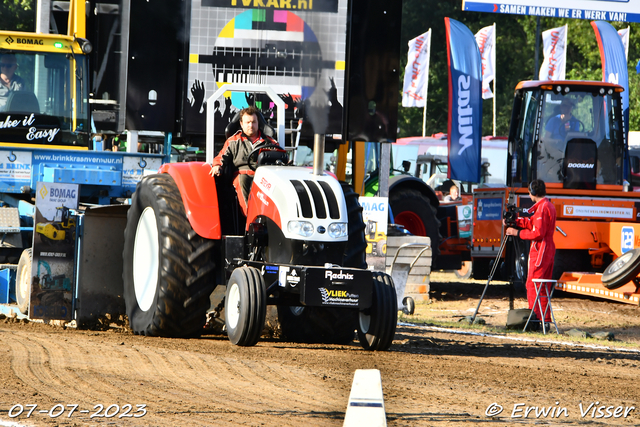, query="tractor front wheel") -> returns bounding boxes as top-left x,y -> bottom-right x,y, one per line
358,271 -> 397,351
225,266 -> 267,346
122,174 -> 216,337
